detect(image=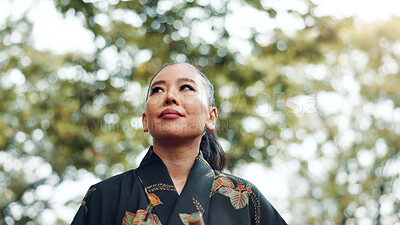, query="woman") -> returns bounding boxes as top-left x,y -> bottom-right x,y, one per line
71,63 -> 287,225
